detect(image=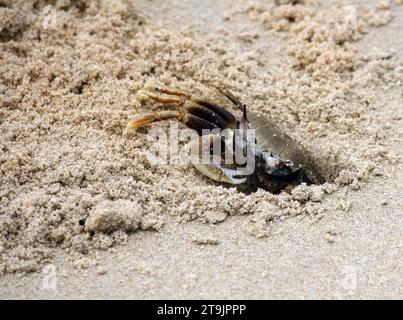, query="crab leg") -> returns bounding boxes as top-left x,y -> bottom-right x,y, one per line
143,86 -> 190,97
215,88 -> 246,112
137,86 -> 237,130
128,110 -> 222,136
